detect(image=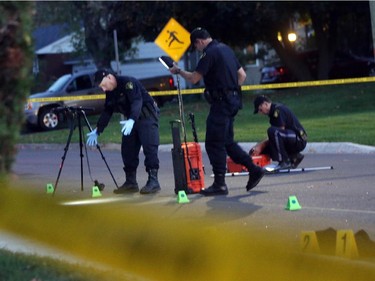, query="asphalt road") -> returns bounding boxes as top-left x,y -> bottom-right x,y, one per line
11,142 -> 375,240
